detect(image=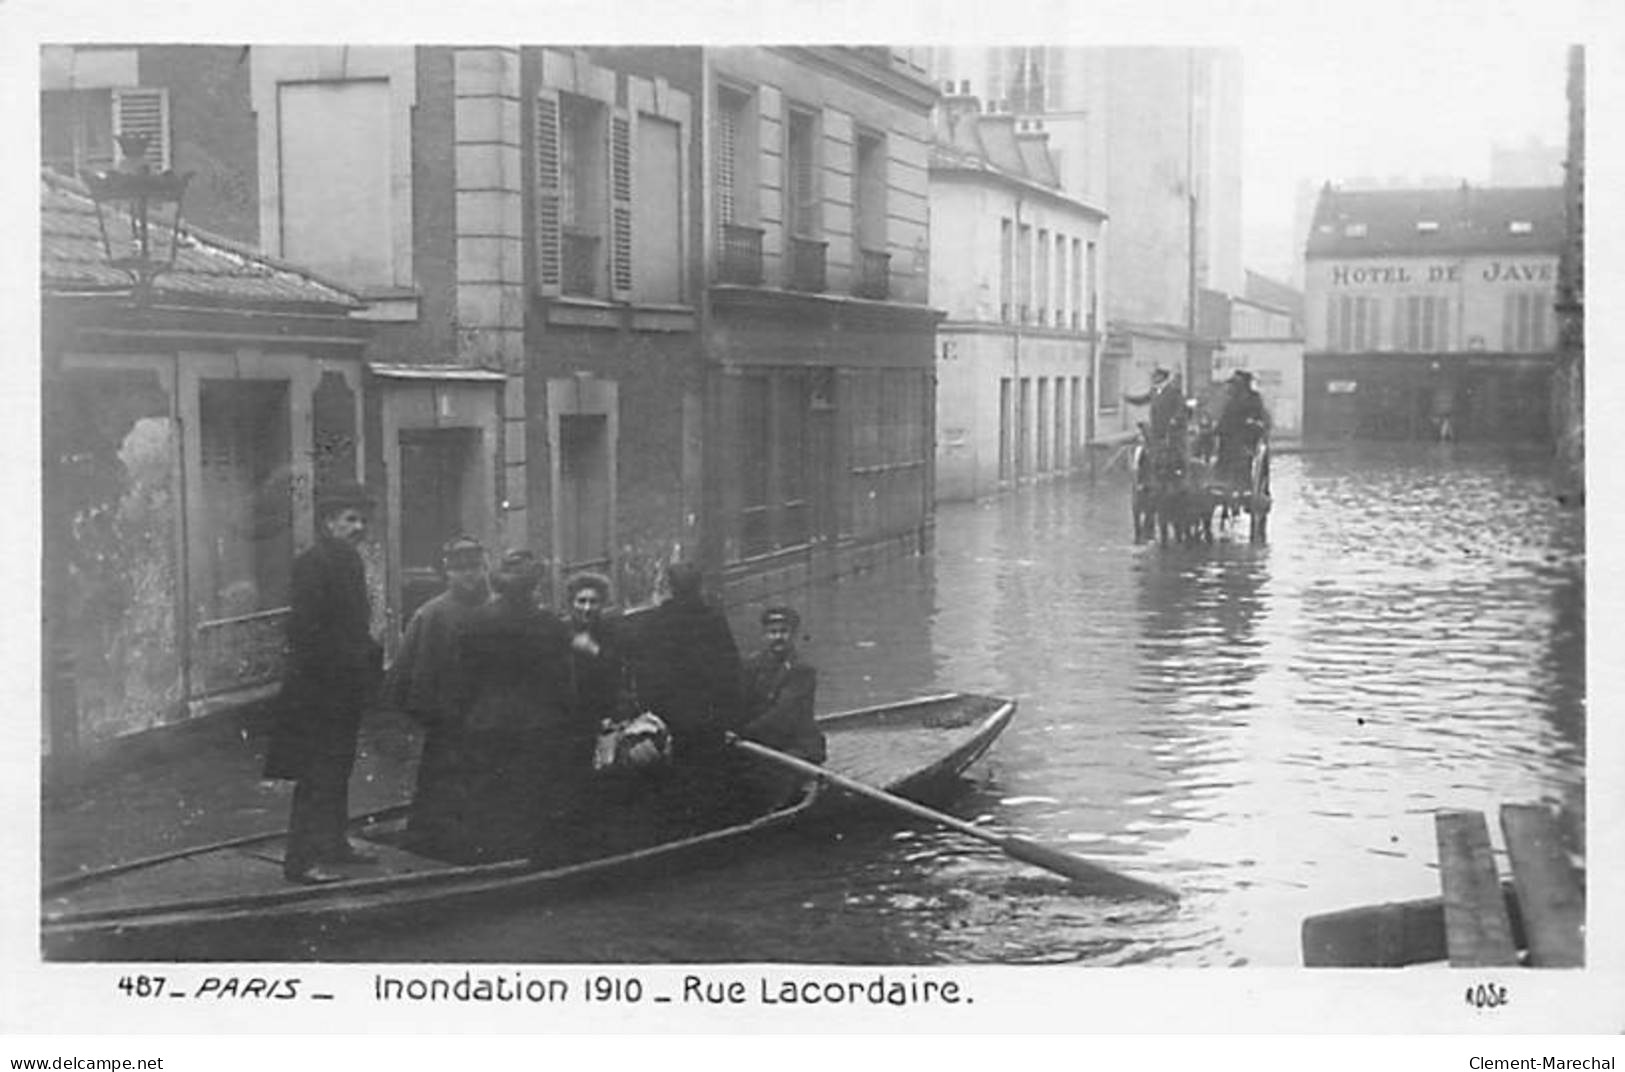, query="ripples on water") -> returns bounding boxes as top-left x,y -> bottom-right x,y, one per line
327,443 -> 1584,967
